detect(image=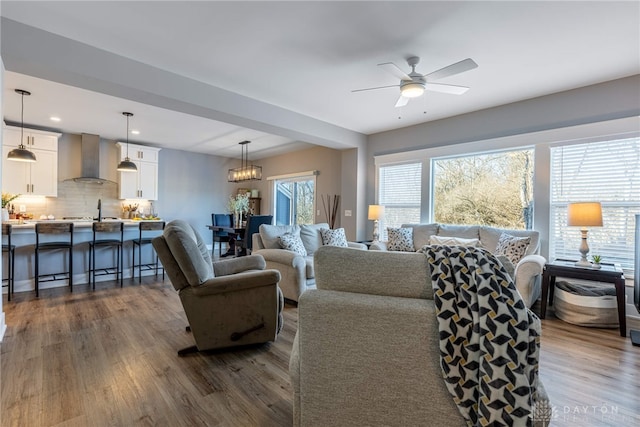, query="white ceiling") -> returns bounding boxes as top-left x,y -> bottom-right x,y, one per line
1,1 -> 639,159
